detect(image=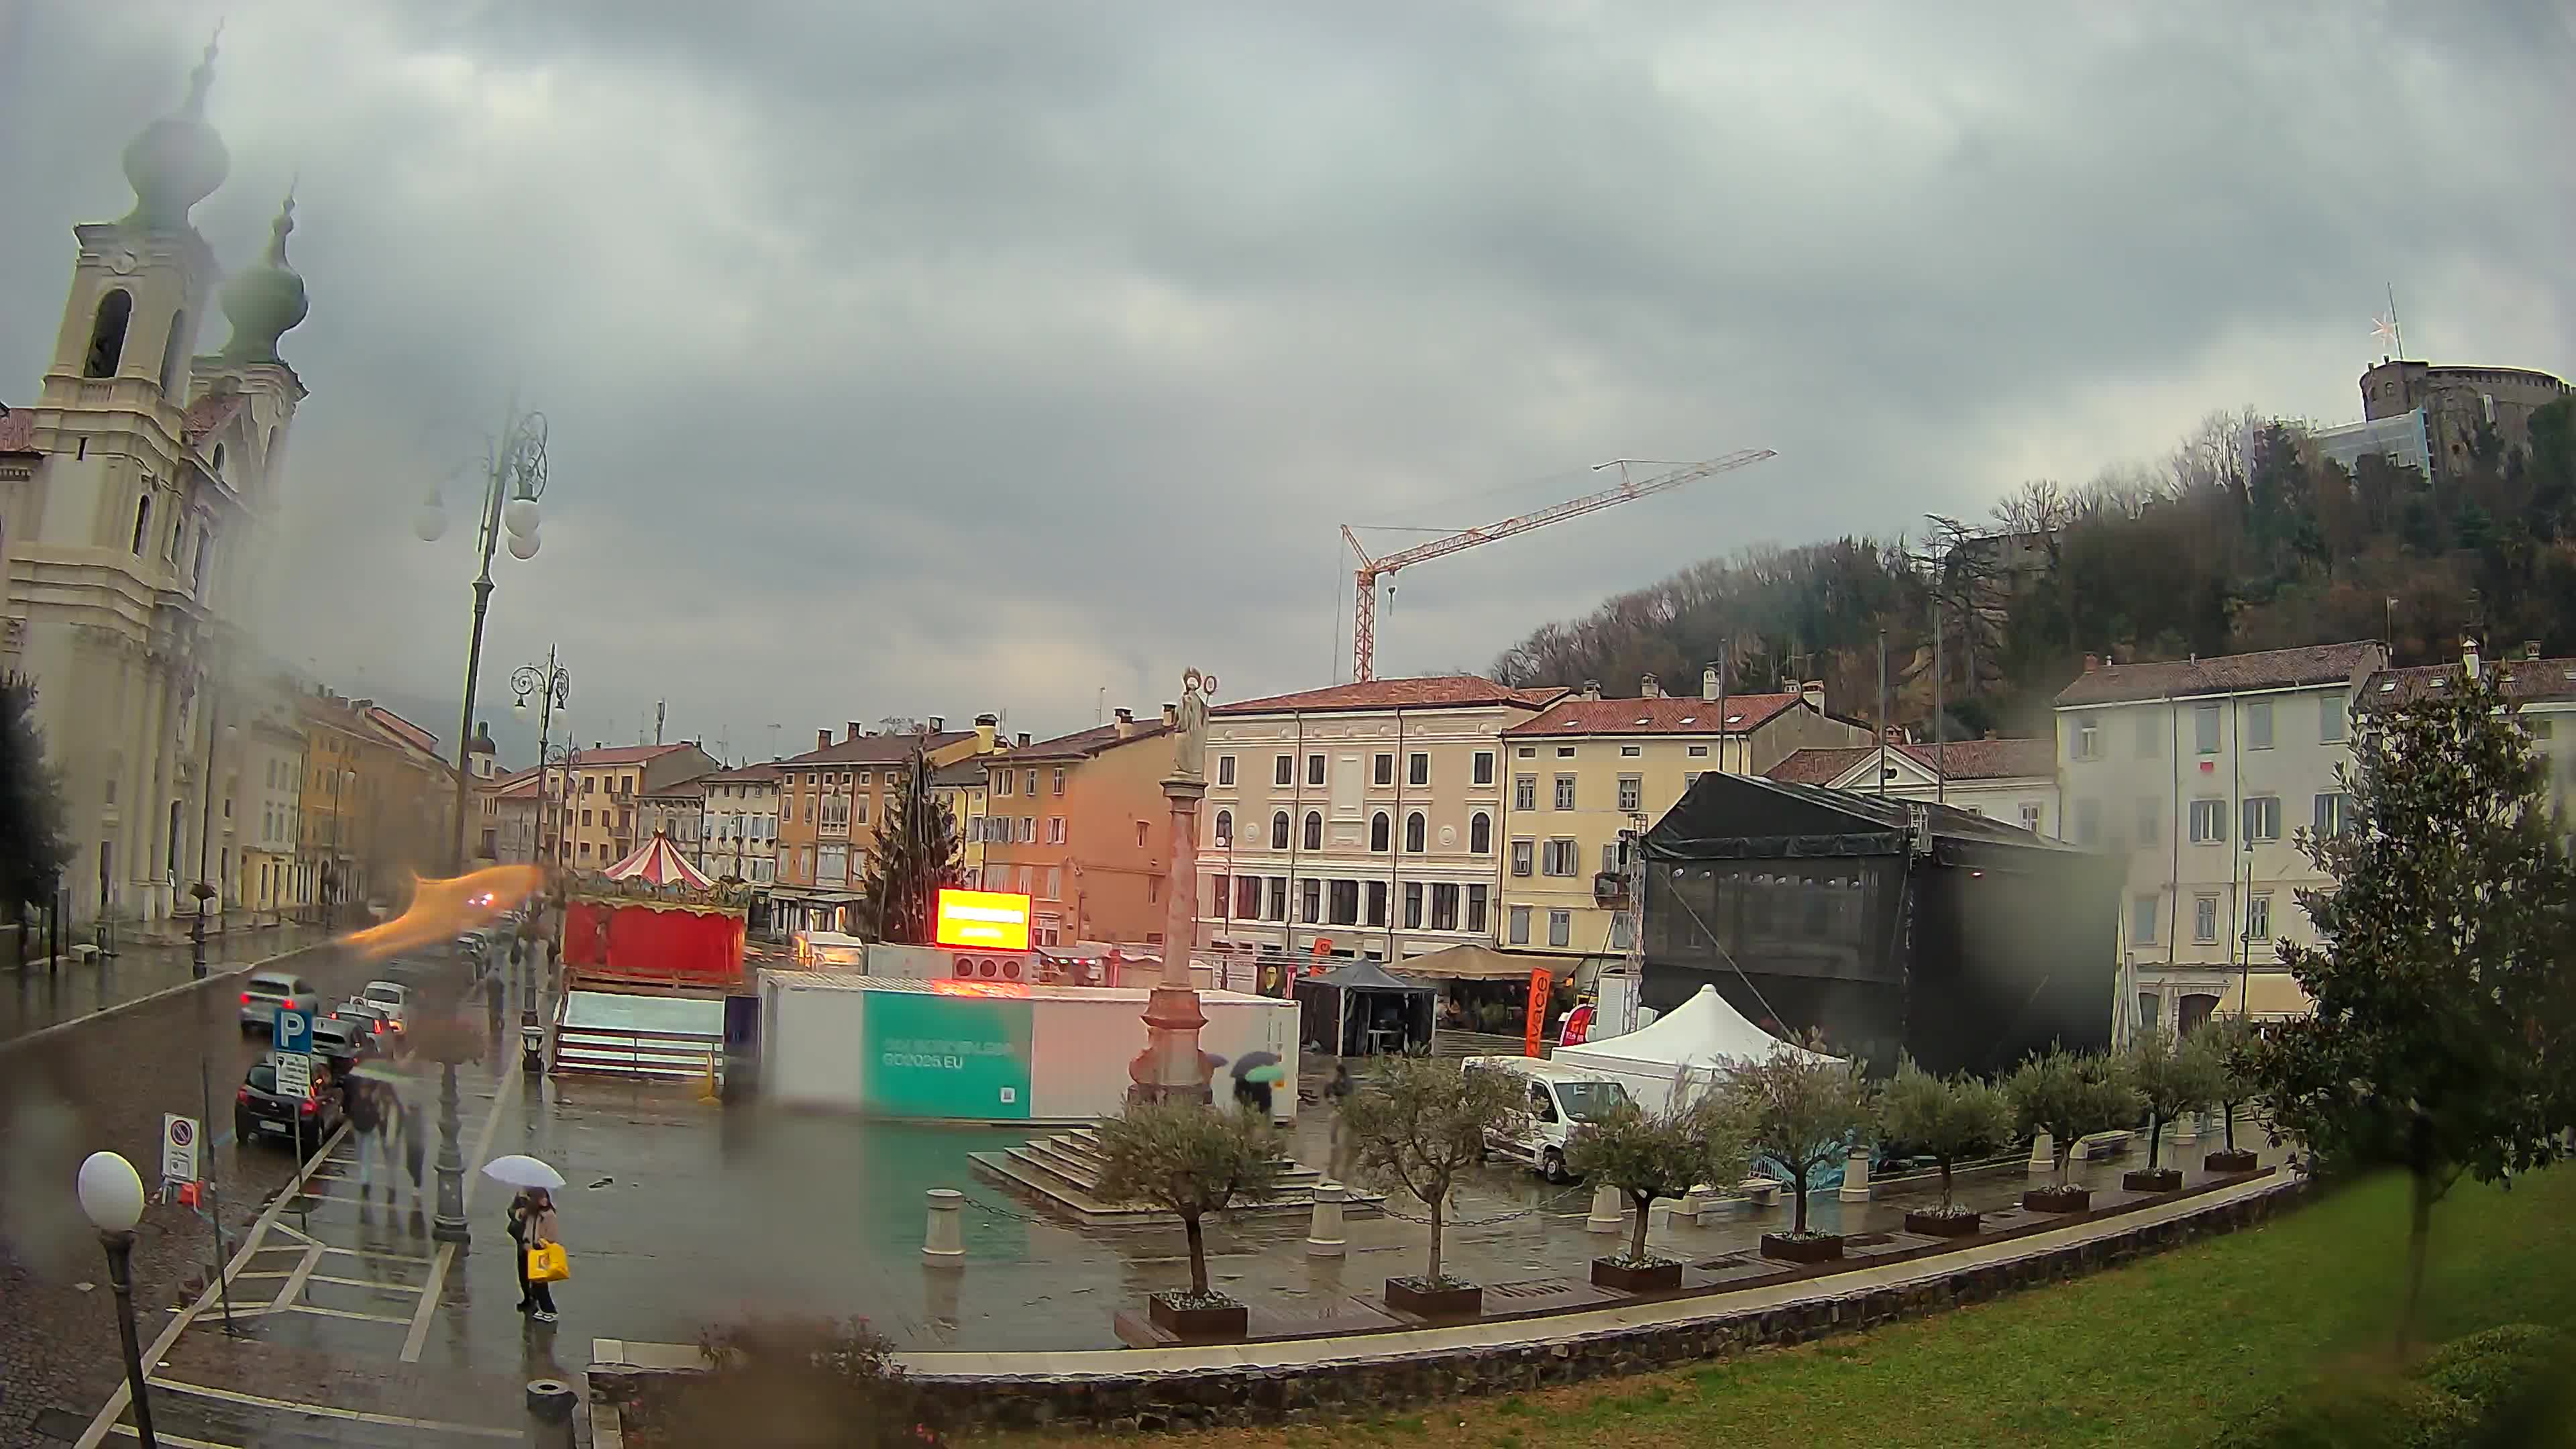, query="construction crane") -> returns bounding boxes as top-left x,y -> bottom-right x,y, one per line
1341,449 -> 1776,681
